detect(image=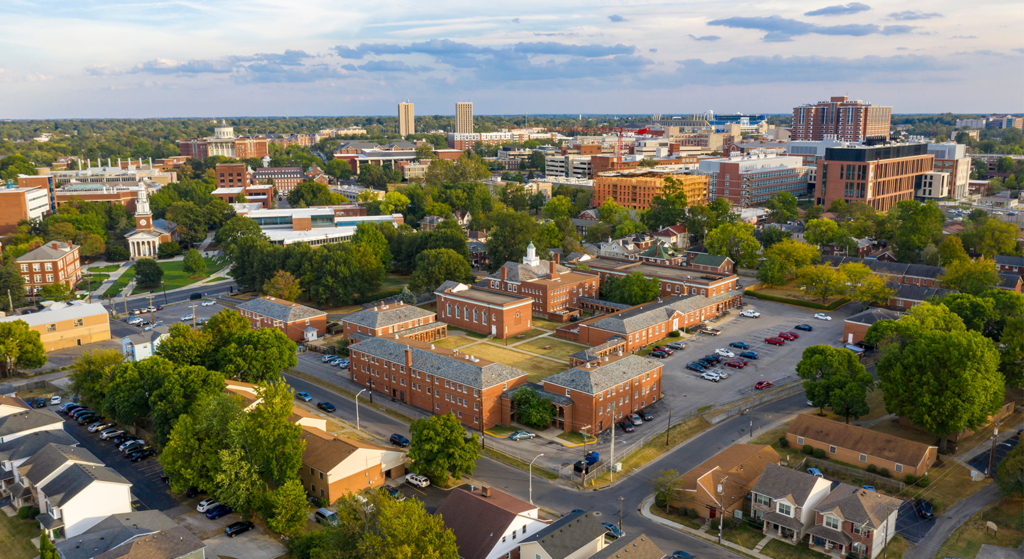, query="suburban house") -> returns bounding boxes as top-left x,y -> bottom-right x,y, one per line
519,510 -> 608,559
223,380 -> 328,432
120,326 -> 170,362
580,257 -> 740,300
297,426 -> 406,504
751,464 -> 833,545
0,430 -> 79,498
235,296 -> 328,342
419,215 -> 443,231
0,394 -> 32,417
435,486 -> 548,559
842,308 -> 902,346
689,254 -> 734,274
672,444 -> 781,519
786,414 -> 938,479
588,534 -> 666,559
53,509 -> 206,559
994,255 -> 1024,274
998,273 -> 1023,293
453,210 -> 472,229
340,302 -> 446,344
435,281 -> 534,339
10,444 -> 104,510
0,301 -> 111,352
638,244 -> 683,266
653,225 -> 690,249
807,483 -> 901,559
469,240 -> 489,269
0,405 -> 65,444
